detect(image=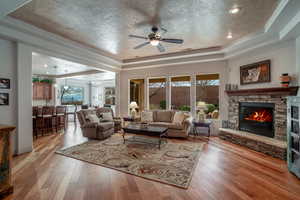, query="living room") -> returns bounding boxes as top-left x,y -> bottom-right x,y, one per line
1,0 -> 300,199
